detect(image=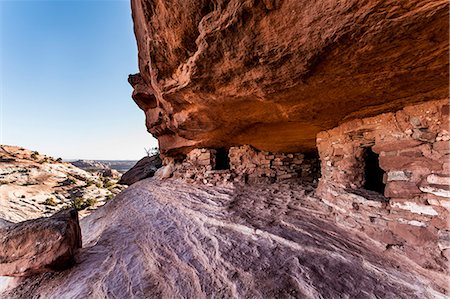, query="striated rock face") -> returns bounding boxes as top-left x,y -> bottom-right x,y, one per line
2,180 -> 448,297
118,155 -> 162,185
130,0 -> 449,156
0,209 -> 81,277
